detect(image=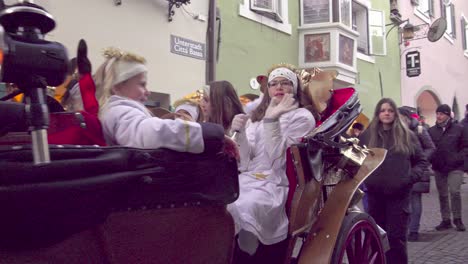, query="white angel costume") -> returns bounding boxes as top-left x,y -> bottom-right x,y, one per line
227,107 -> 315,245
